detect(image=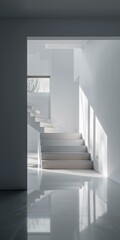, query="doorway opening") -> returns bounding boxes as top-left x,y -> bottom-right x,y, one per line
27,38 -> 108,177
